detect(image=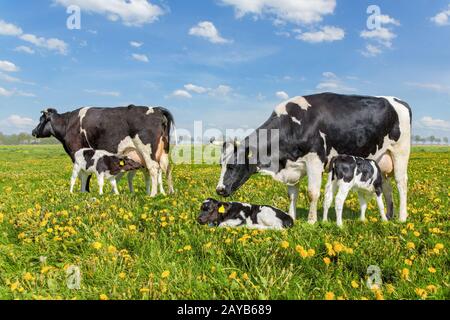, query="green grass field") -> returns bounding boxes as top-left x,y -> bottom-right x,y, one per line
0,145 -> 448,300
